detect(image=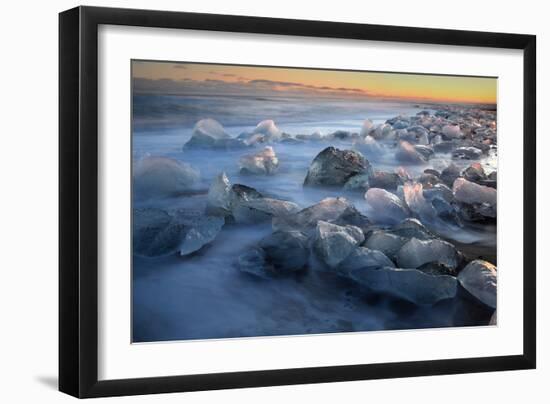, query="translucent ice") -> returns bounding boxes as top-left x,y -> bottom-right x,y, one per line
239,146 -> 279,175
312,221 -> 364,268
365,188 -> 409,225
133,156 -> 199,199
